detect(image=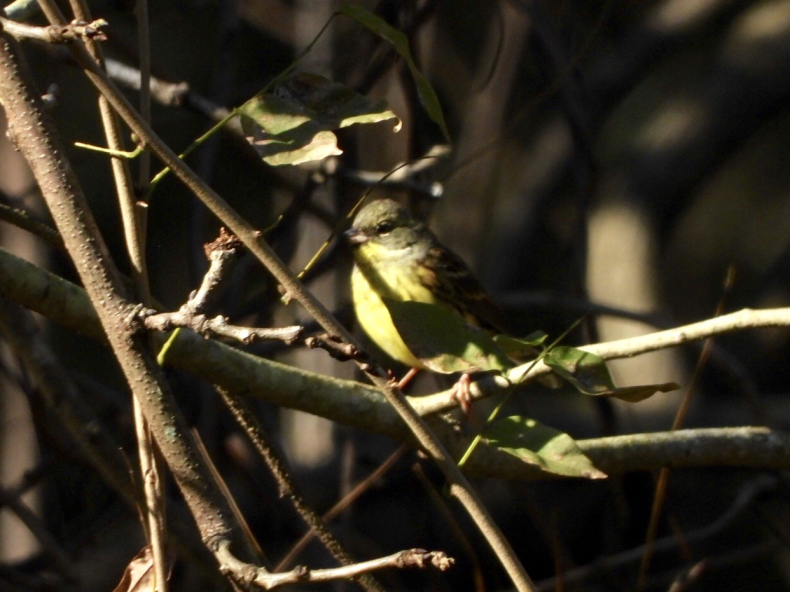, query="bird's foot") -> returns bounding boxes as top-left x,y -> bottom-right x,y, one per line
449,373 -> 473,415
